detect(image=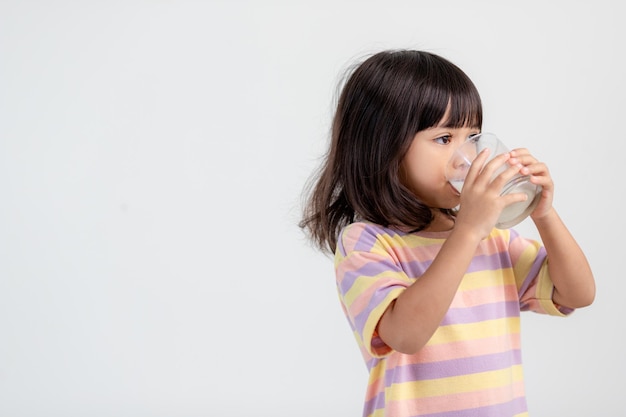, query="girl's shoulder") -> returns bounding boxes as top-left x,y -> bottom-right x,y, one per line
340,221 -> 387,236
339,221 -> 410,243
338,222 -> 525,254
338,221 -> 440,256
337,221 -> 399,256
